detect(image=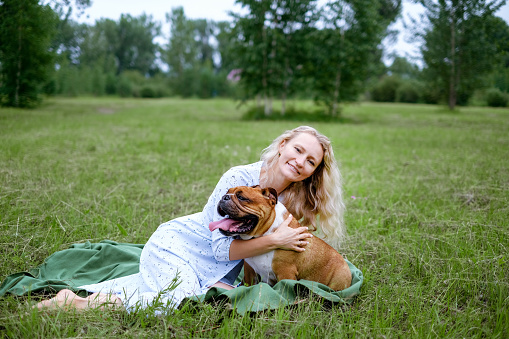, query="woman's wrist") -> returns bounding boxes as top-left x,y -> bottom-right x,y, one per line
265,232 -> 281,250
229,236 -> 278,260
